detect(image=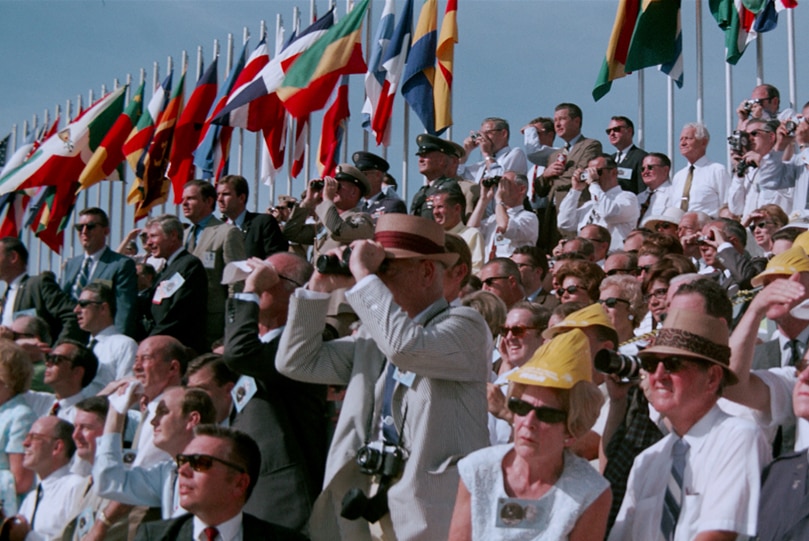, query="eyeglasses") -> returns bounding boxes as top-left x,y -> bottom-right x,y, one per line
45,353 -> 72,366
278,274 -> 303,288
599,297 -> 630,309
637,264 -> 654,273
641,164 -> 665,171
655,222 -> 677,232
555,285 -> 581,297
644,287 -> 669,302
749,130 -> 773,137
606,268 -> 637,276
482,276 -> 510,287
73,223 -> 101,233
507,397 -> 567,423
605,126 -> 625,135
175,453 -> 246,474
749,220 -> 774,232
76,299 -> 103,308
500,325 -> 539,338
640,356 -> 696,374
